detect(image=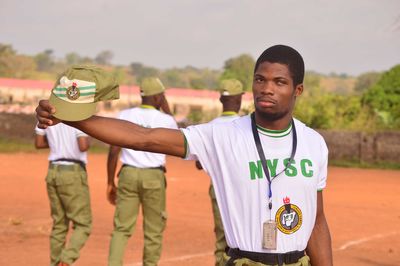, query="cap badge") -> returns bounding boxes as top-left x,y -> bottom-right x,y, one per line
66,82 -> 80,100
